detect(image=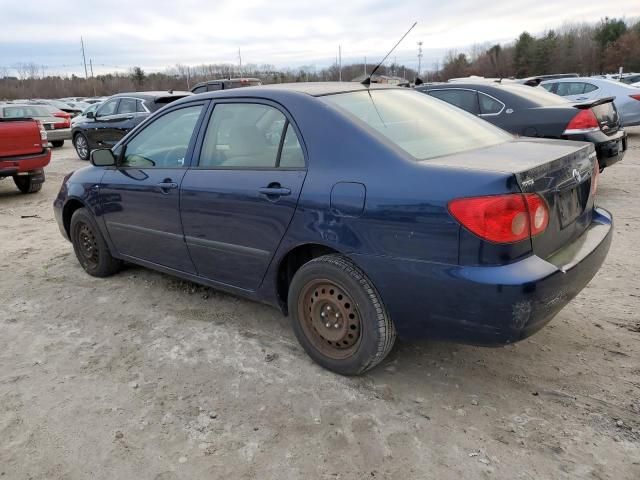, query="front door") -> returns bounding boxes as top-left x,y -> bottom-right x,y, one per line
87,97 -> 120,148
181,101 -> 307,291
100,103 -> 206,273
